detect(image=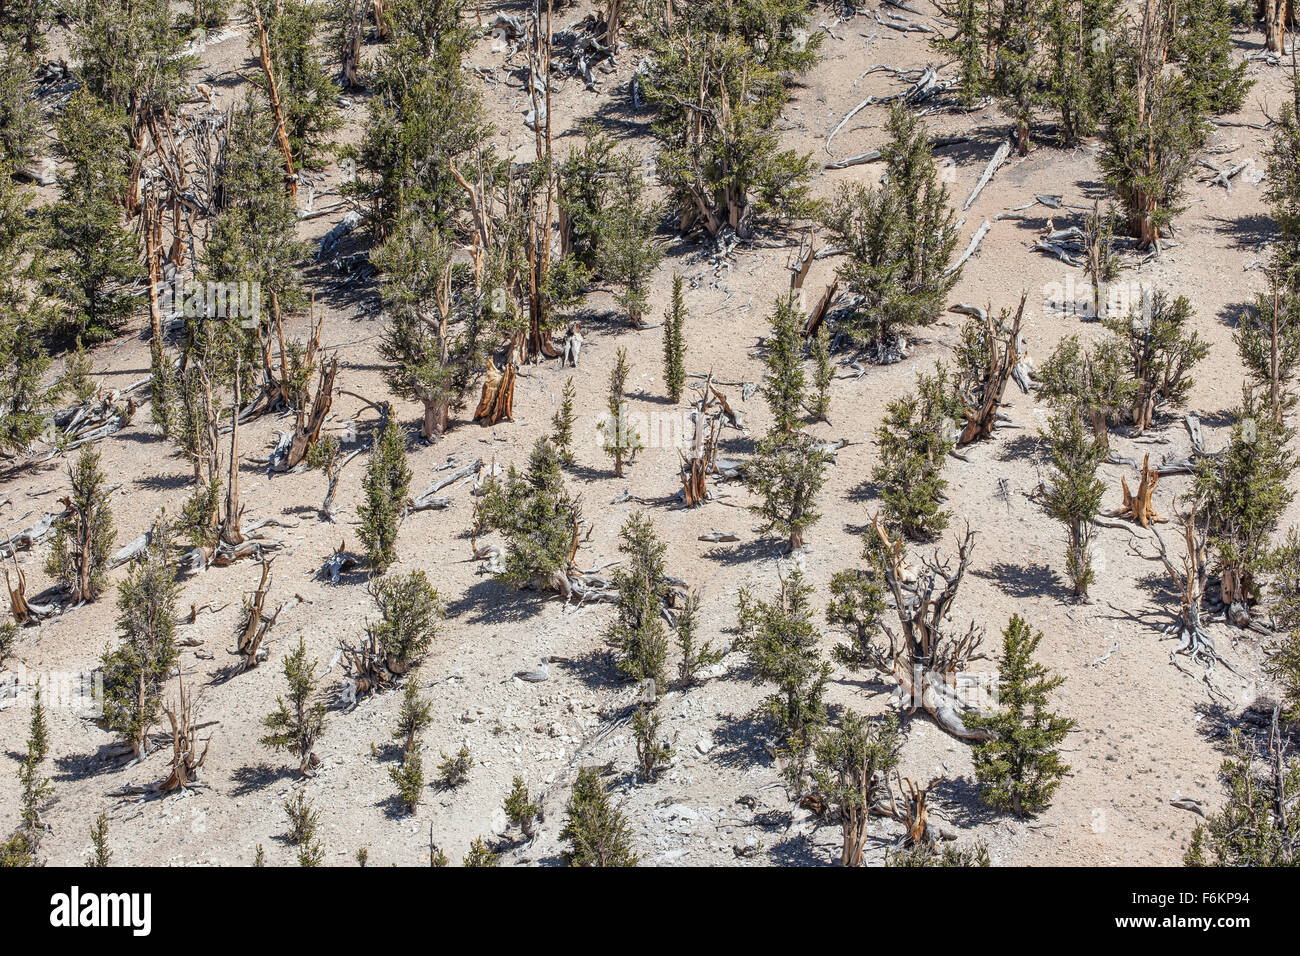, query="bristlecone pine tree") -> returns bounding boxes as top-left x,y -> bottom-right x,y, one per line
46,444 -> 116,604
86,811 -> 112,867
1098,0 -> 1207,248
662,274 -> 687,403
642,0 -> 820,238
746,430 -> 830,553
1184,727 -> 1300,866
2,688 -> 53,865
476,437 -> 579,590
632,702 -> 672,782
1043,405 -> 1107,599
48,89 -> 140,343
606,512 -> 671,690
747,299 -> 830,551
599,347 -> 642,478
1102,291 -> 1207,434
463,835 -> 499,866
738,569 -> 832,793
872,365 -> 962,539
376,215 -> 482,440
675,590 -> 721,687
561,765 -> 638,866
1193,391 -> 1294,614
820,102 -> 959,352
504,775 -> 541,840
101,518 -> 179,759
761,296 -> 807,436
283,791 -> 324,866
1035,334 -> 1134,450
813,710 -> 903,867
964,615 -> 1075,818
551,376 -> 577,464
358,417 -> 412,572
810,324 -> 833,423
369,570 -> 444,676
261,636 -> 327,777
